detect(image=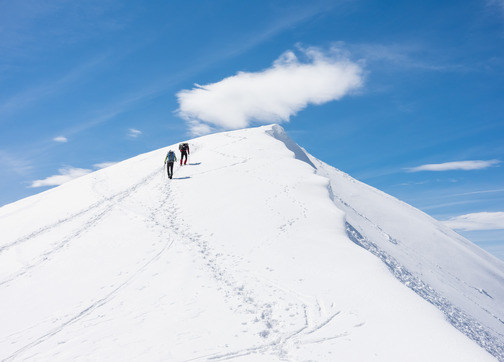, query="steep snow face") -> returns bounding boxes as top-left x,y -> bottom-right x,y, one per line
312,153 -> 504,358
0,125 -> 501,361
